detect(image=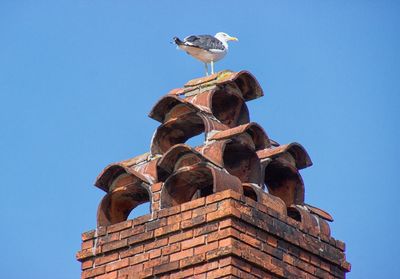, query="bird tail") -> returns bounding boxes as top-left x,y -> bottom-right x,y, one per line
173,37 -> 184,46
